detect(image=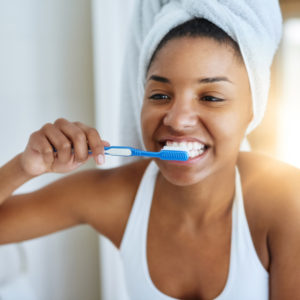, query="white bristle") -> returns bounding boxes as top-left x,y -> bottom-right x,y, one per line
162,145 -> 189,152
105,148 -> 132,156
